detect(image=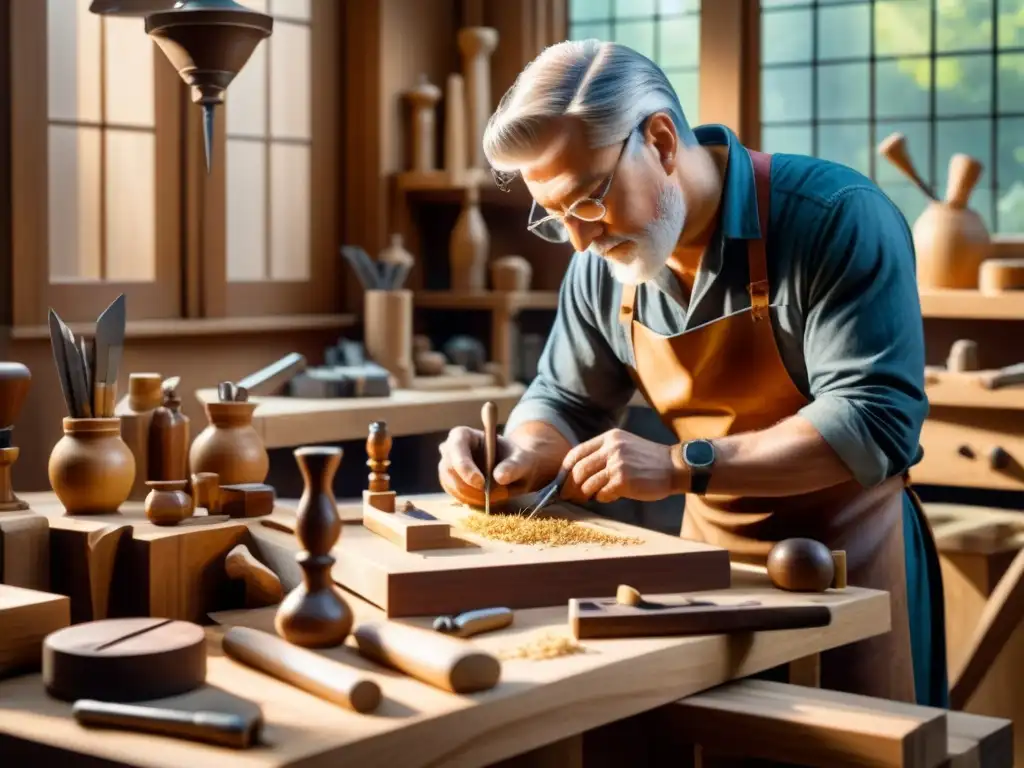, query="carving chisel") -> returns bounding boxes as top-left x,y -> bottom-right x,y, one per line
481,401 -> 497,515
